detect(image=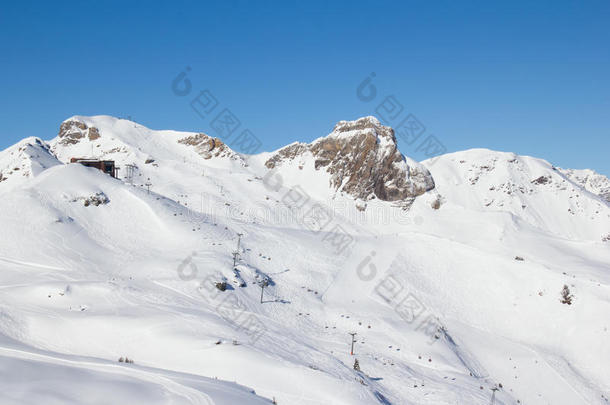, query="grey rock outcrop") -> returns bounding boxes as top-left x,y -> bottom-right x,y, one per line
265,116 -> 435,202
